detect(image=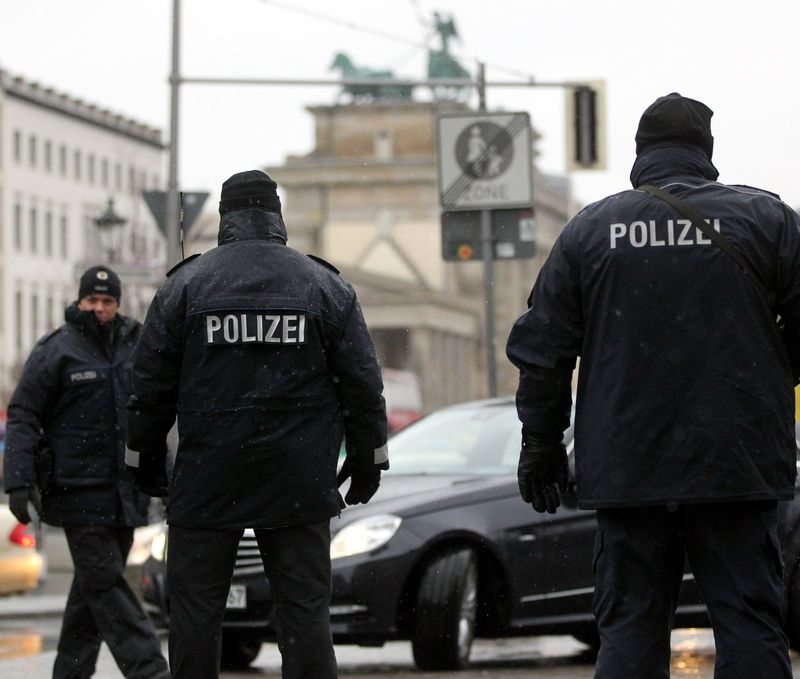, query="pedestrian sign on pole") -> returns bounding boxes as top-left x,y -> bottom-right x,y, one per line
436,112 -> 533,211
